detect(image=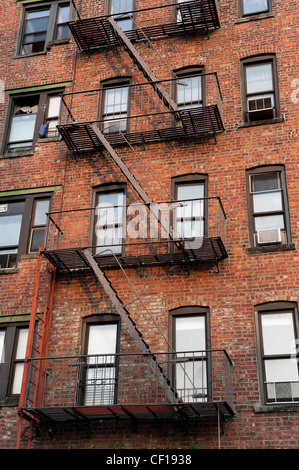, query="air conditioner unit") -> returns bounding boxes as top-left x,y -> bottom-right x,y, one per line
257,228 -> 282,245
247,97 -> 275,121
